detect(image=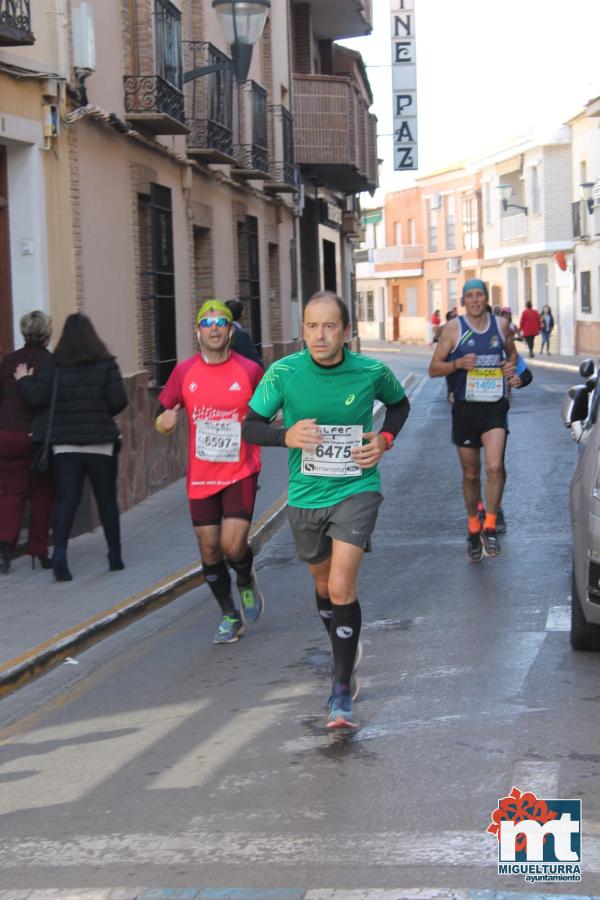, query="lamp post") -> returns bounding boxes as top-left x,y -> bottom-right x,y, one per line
184,0 -> 270,85
496,183 -> 528,215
